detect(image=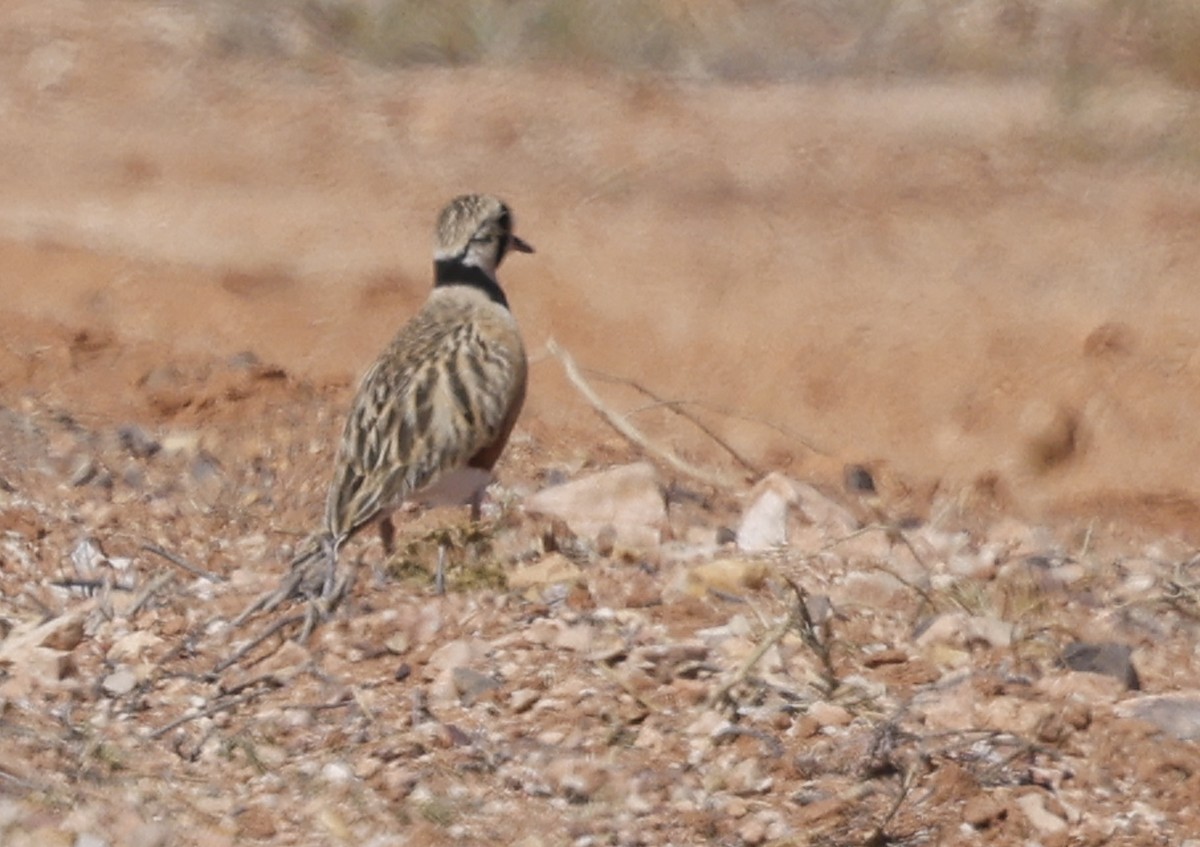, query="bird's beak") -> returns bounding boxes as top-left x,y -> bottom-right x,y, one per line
510,235 -> 535,254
